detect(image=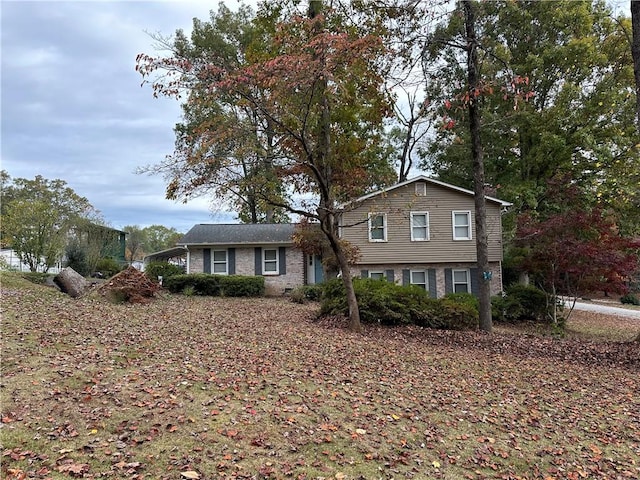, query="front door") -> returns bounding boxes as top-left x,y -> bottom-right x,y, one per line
307,254 -> 324,284
313,255 -> 324,284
